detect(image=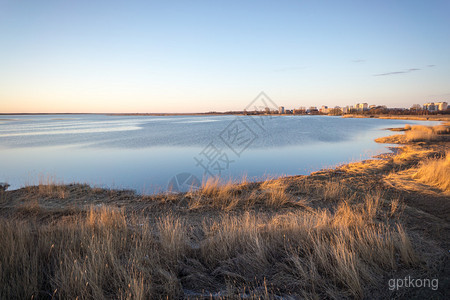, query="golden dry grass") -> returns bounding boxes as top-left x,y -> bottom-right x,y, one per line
187,177 -> 303,210
404,124 -> 449,142
24,175 -> 69,199
0,189 -> 419,299
376,123 -> 450,144
412,152 -> 450,193
187,177 -> 247,210
258,179 -> 298,207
